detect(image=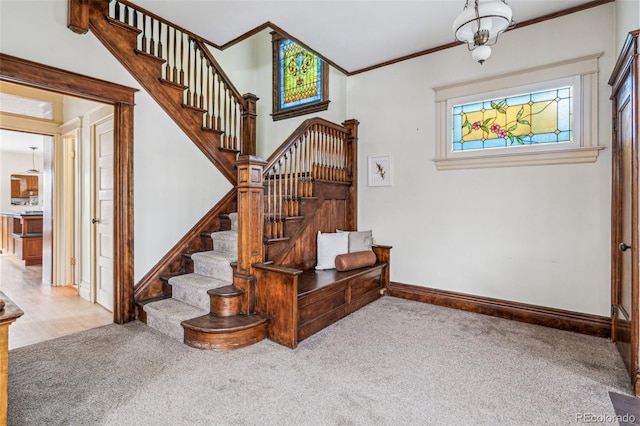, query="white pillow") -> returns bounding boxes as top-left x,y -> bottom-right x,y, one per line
315,231 -> 349,270
337,229 -> 374,252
